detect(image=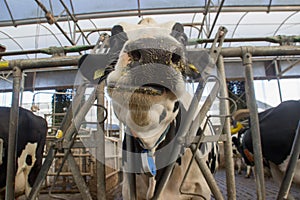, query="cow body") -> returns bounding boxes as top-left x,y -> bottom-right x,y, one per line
106,18 -> 218,199
0,107 -> 47,198
233,100 -> 300,189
